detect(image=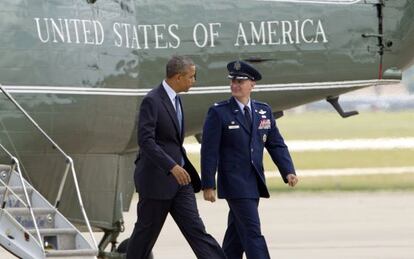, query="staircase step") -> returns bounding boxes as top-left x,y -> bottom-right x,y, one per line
0,186 -> 33,194
28,228 -> 77,236
5,207 -> 56,229
0,166 -> 12,189
0,165 -> 11,175
5,207 -> 55,216
0,186 -> 34,207
44,248 -> 98,257
30,228 -> 79,251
